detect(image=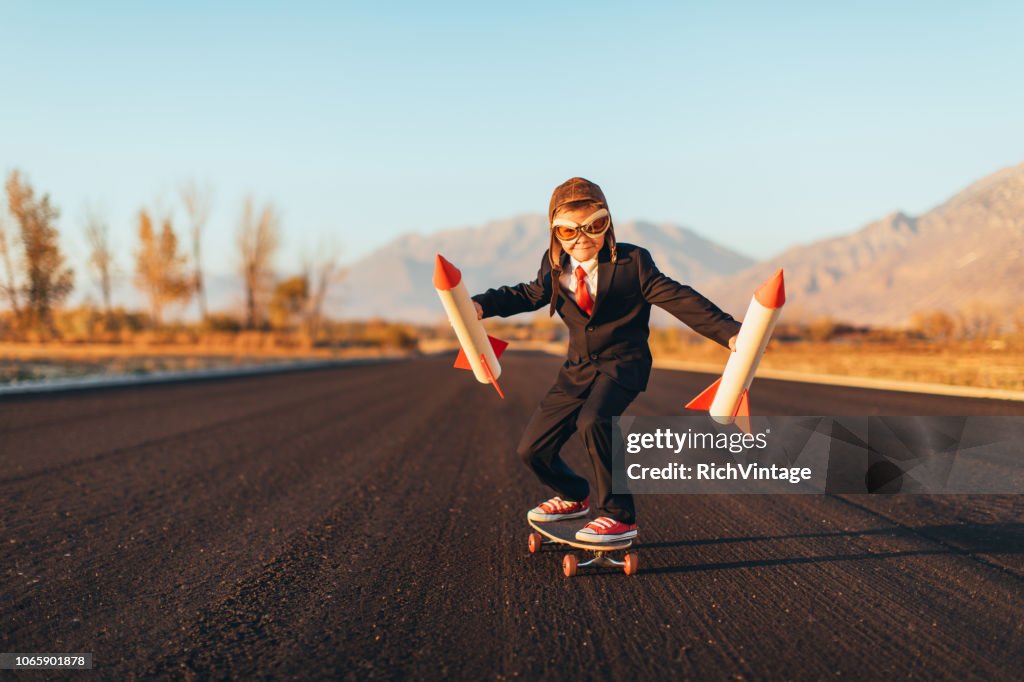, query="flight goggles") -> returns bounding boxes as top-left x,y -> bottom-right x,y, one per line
551,208 -> 611,242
